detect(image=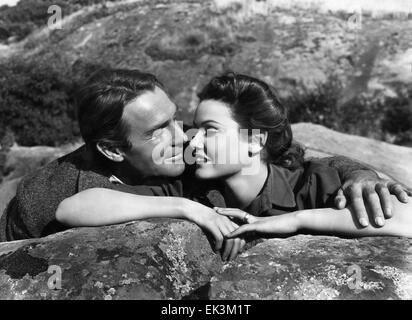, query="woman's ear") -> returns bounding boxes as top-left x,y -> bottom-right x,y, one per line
96,142 -> 125,162
248,131 -> 268,156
